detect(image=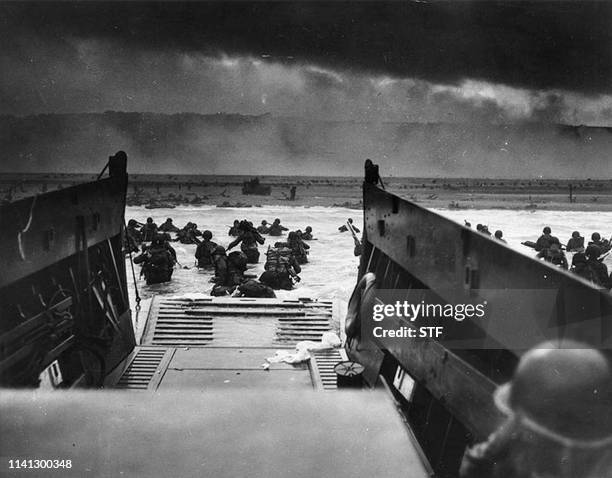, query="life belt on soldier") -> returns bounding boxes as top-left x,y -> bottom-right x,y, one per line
345,272 -> 376,339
